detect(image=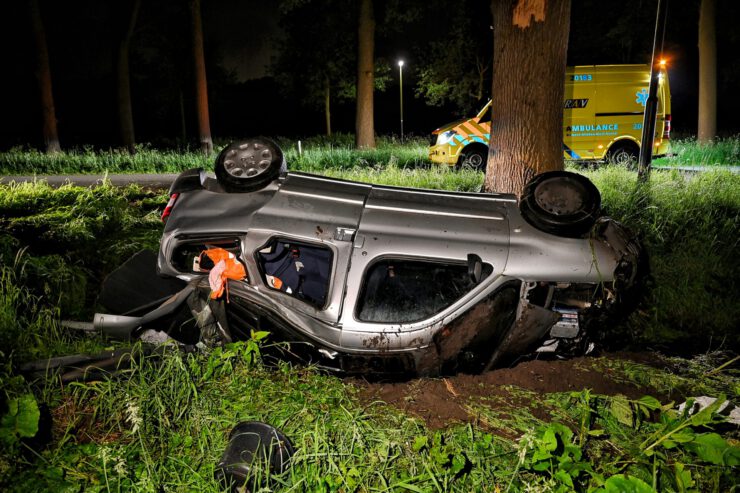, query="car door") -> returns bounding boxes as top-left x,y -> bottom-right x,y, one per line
245,173 -> 371,324
339,185 -> 512,348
